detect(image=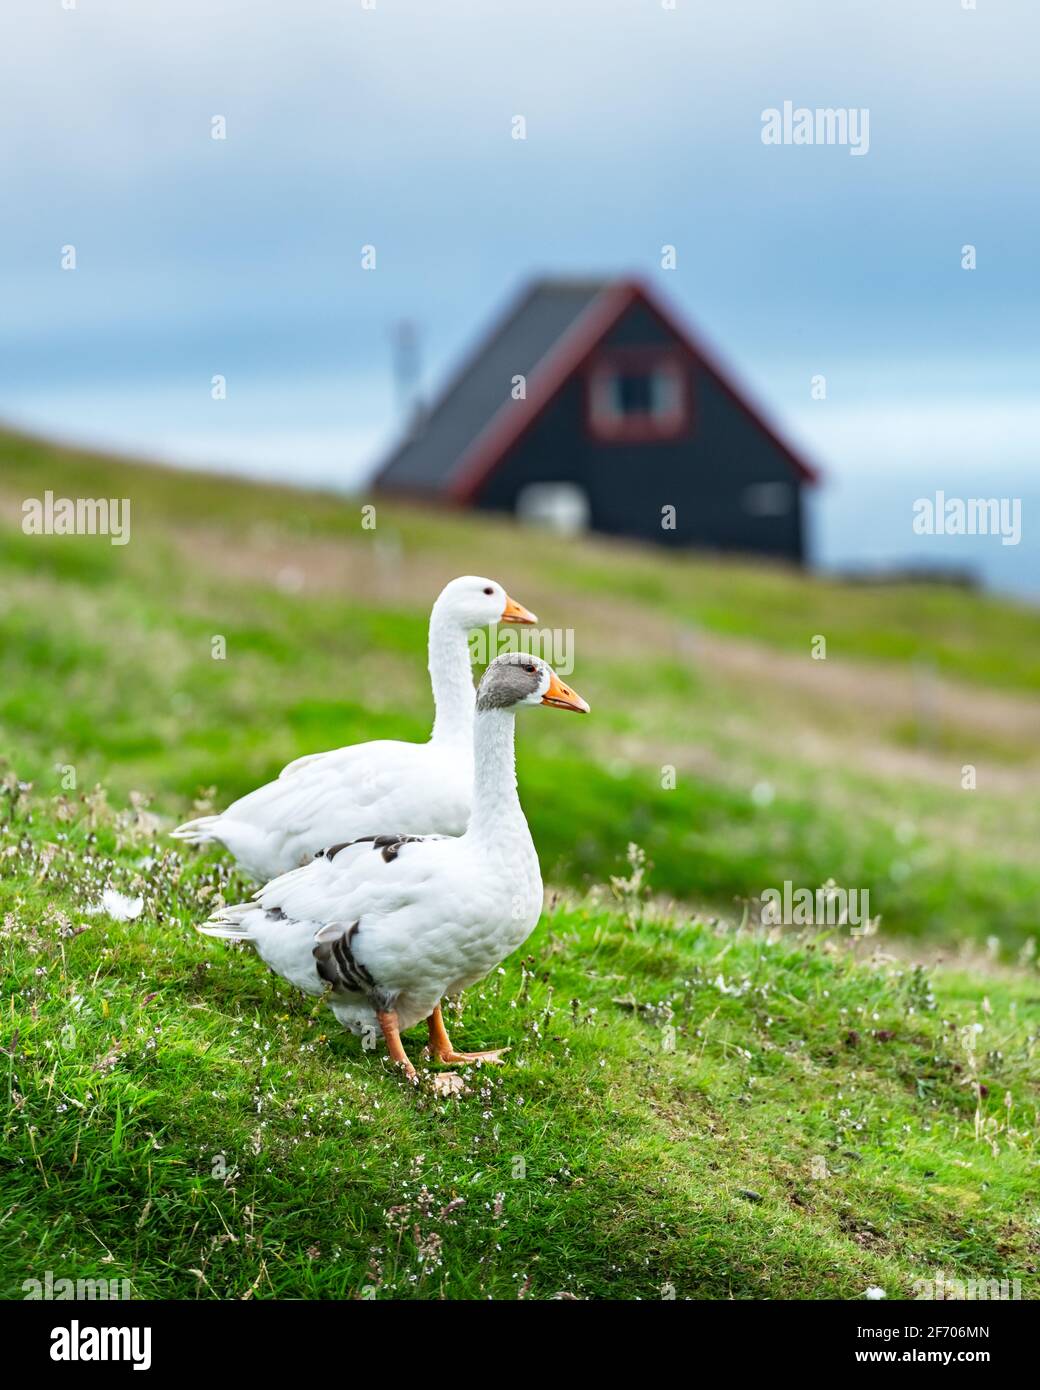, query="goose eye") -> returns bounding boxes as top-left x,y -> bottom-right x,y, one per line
483,587 -> 493,595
